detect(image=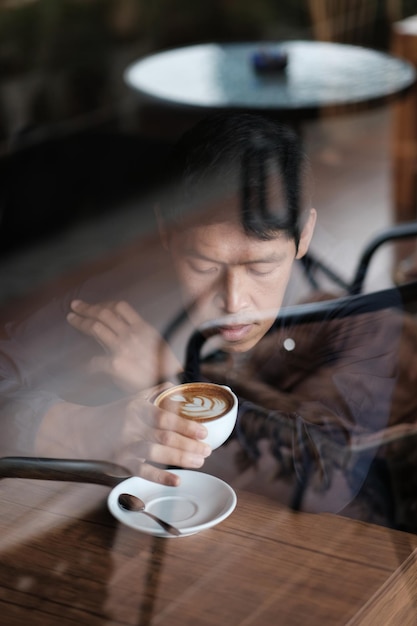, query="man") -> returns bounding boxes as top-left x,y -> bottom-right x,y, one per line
0,113 -> 315,479
1,113 -> 411,525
